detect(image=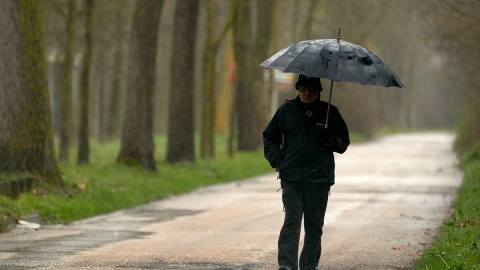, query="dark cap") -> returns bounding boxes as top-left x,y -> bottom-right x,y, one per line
295,74 -> 323,92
